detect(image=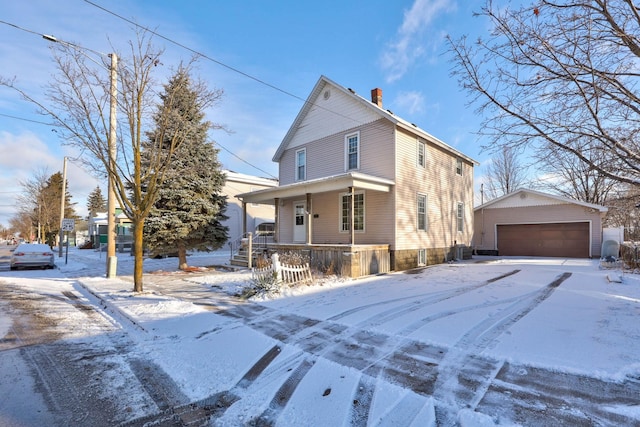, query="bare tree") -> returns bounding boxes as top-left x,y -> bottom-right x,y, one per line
0,31 -> 203,291
448,1 -> 640,189
483,146 -> 528,200
604,185 -> 640,241
16,168 -> 51,244
534,144 -> 616,205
